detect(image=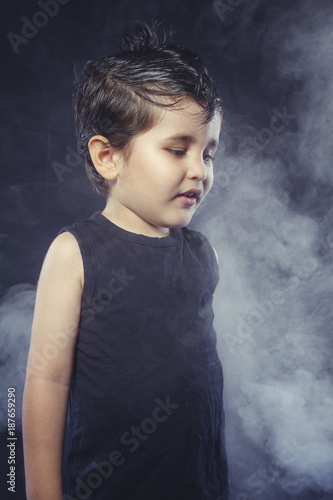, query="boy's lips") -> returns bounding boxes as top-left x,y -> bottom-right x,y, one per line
176,189 -> 203,206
